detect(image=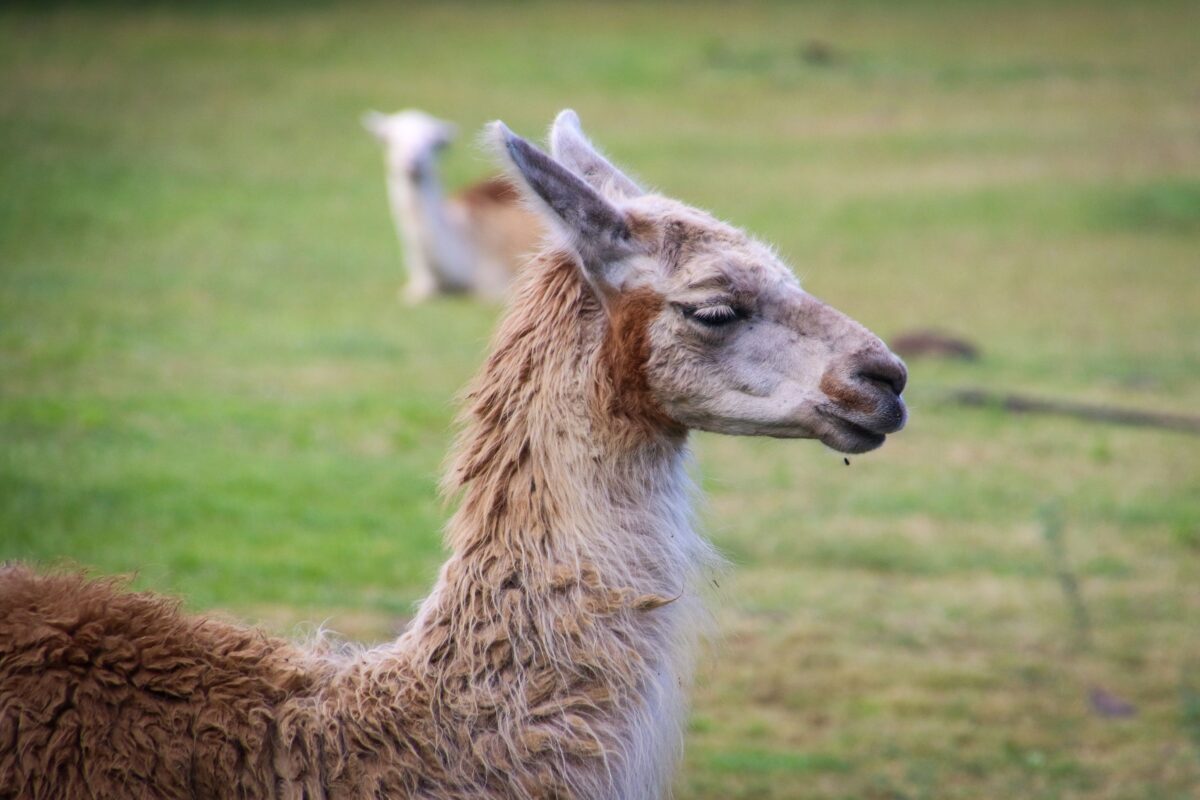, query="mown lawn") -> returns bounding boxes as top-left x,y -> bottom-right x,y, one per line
2,2 -> 1198,797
